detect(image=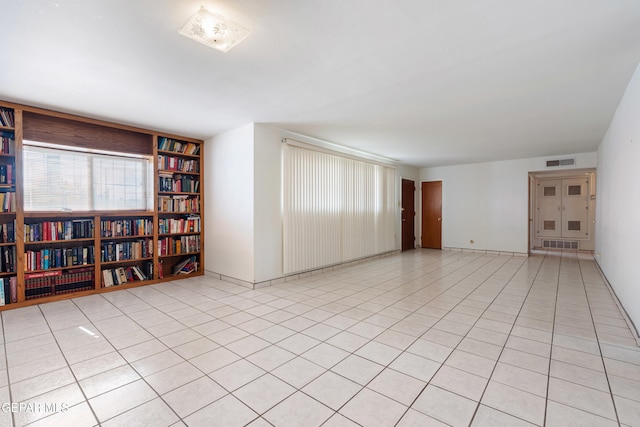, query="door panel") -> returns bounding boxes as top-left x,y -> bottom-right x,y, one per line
422,181 -> 442,249
561,178 -> 589,239
401,179 -> 415,251
537,179 -> 562,238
